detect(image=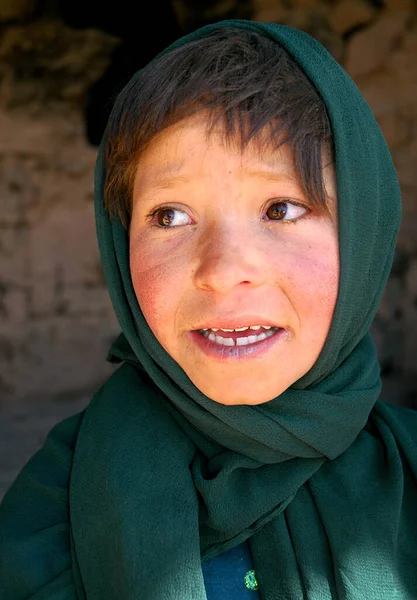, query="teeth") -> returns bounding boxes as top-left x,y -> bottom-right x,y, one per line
216,335 -> 234,346
237,332 -> 268,345
201,327 -> 278,346
201,325 -> 273,332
